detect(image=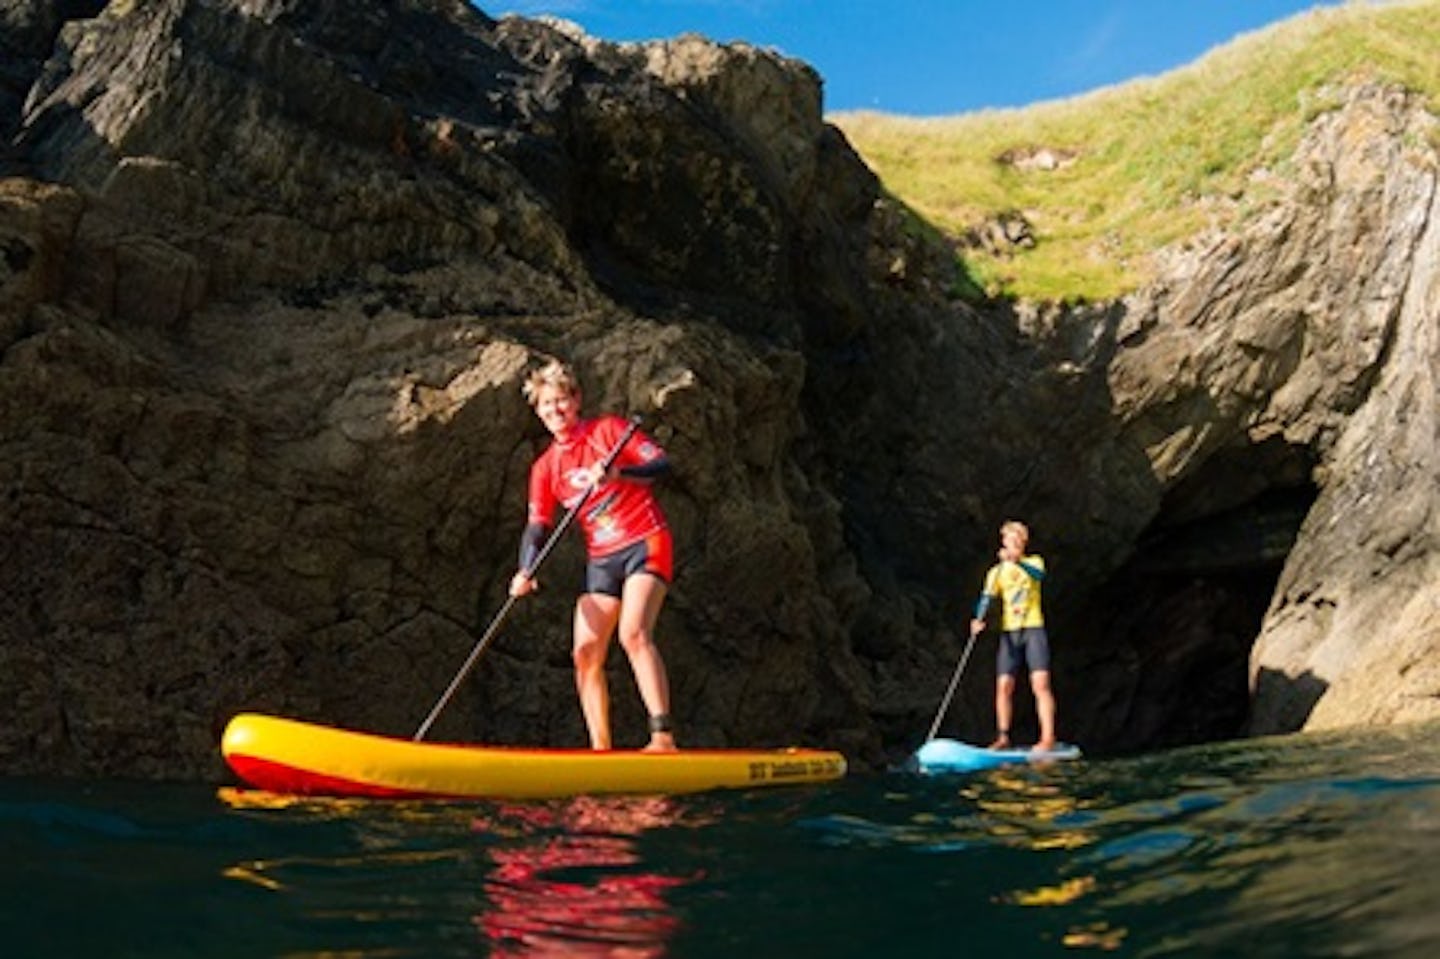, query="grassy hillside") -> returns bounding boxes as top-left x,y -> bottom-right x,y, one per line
831,0 -> 1440,302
